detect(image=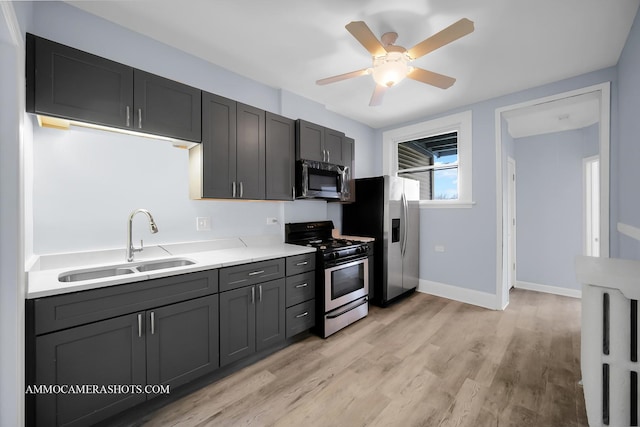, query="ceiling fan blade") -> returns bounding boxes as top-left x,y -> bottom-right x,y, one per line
345,21 -> 386,57
369,84 -> 387,106
407,18 -> 474,60
407,67 -> 456,89
316,69 -> 370,85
